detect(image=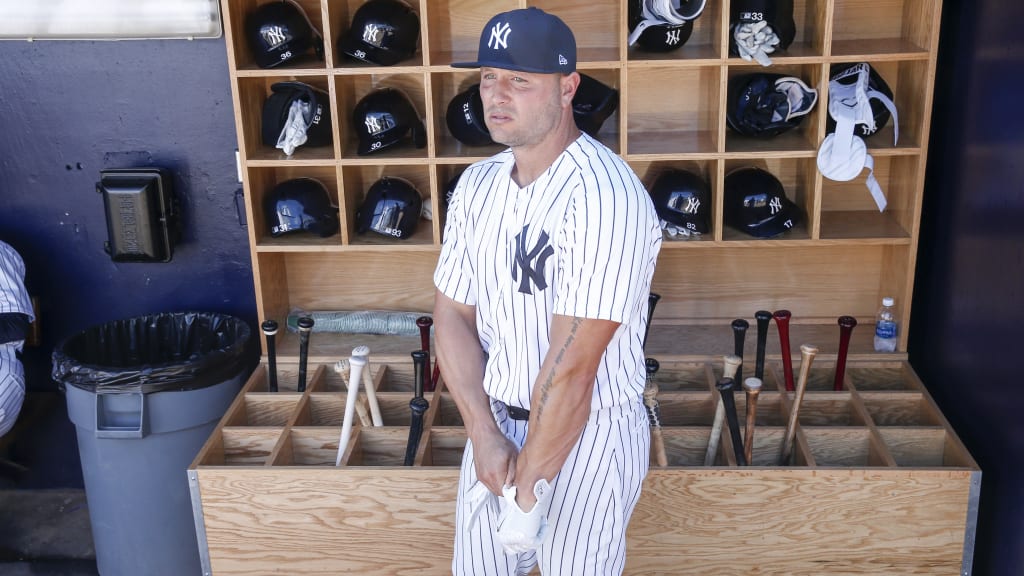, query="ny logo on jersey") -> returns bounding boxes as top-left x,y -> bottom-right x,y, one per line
769,196 -> 783,214
263,26 -> 288,48
665,28 -> 681,45
362,23 -> 383,46
512,225 -> 554,295
489,22 -> 511,51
